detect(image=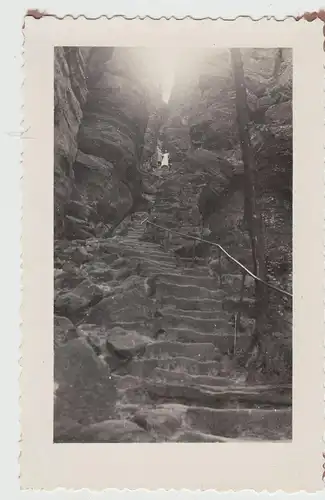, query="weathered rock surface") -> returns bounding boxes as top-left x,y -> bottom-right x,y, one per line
54,47 -> 163,239
75,419 -> 155,443
54,315 -> 78,348
158,48 -> 292,376
55,279 -> 103,322
54,213 -> 292,442
54,48 -> 90,237
131,405 -> 186,438
54,338 -> 117,438
54,48 -> 292,443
